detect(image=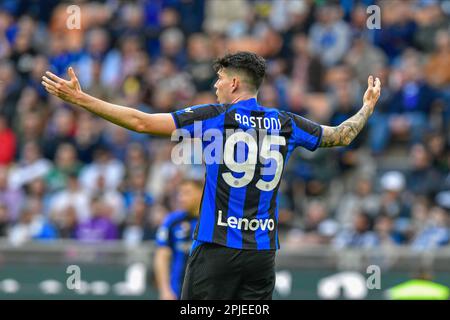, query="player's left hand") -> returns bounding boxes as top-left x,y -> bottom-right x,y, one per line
159,288 -> 177,300
363,75 -> 381,111
41,67 -> 83,105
